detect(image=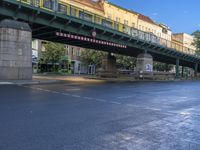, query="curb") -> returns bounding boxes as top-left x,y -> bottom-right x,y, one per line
0,80 -> 63,85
